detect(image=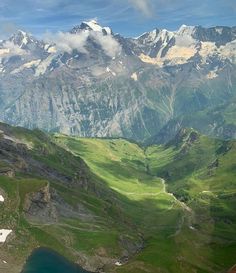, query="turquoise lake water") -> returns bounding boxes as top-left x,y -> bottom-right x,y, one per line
21,248 -> 91,273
